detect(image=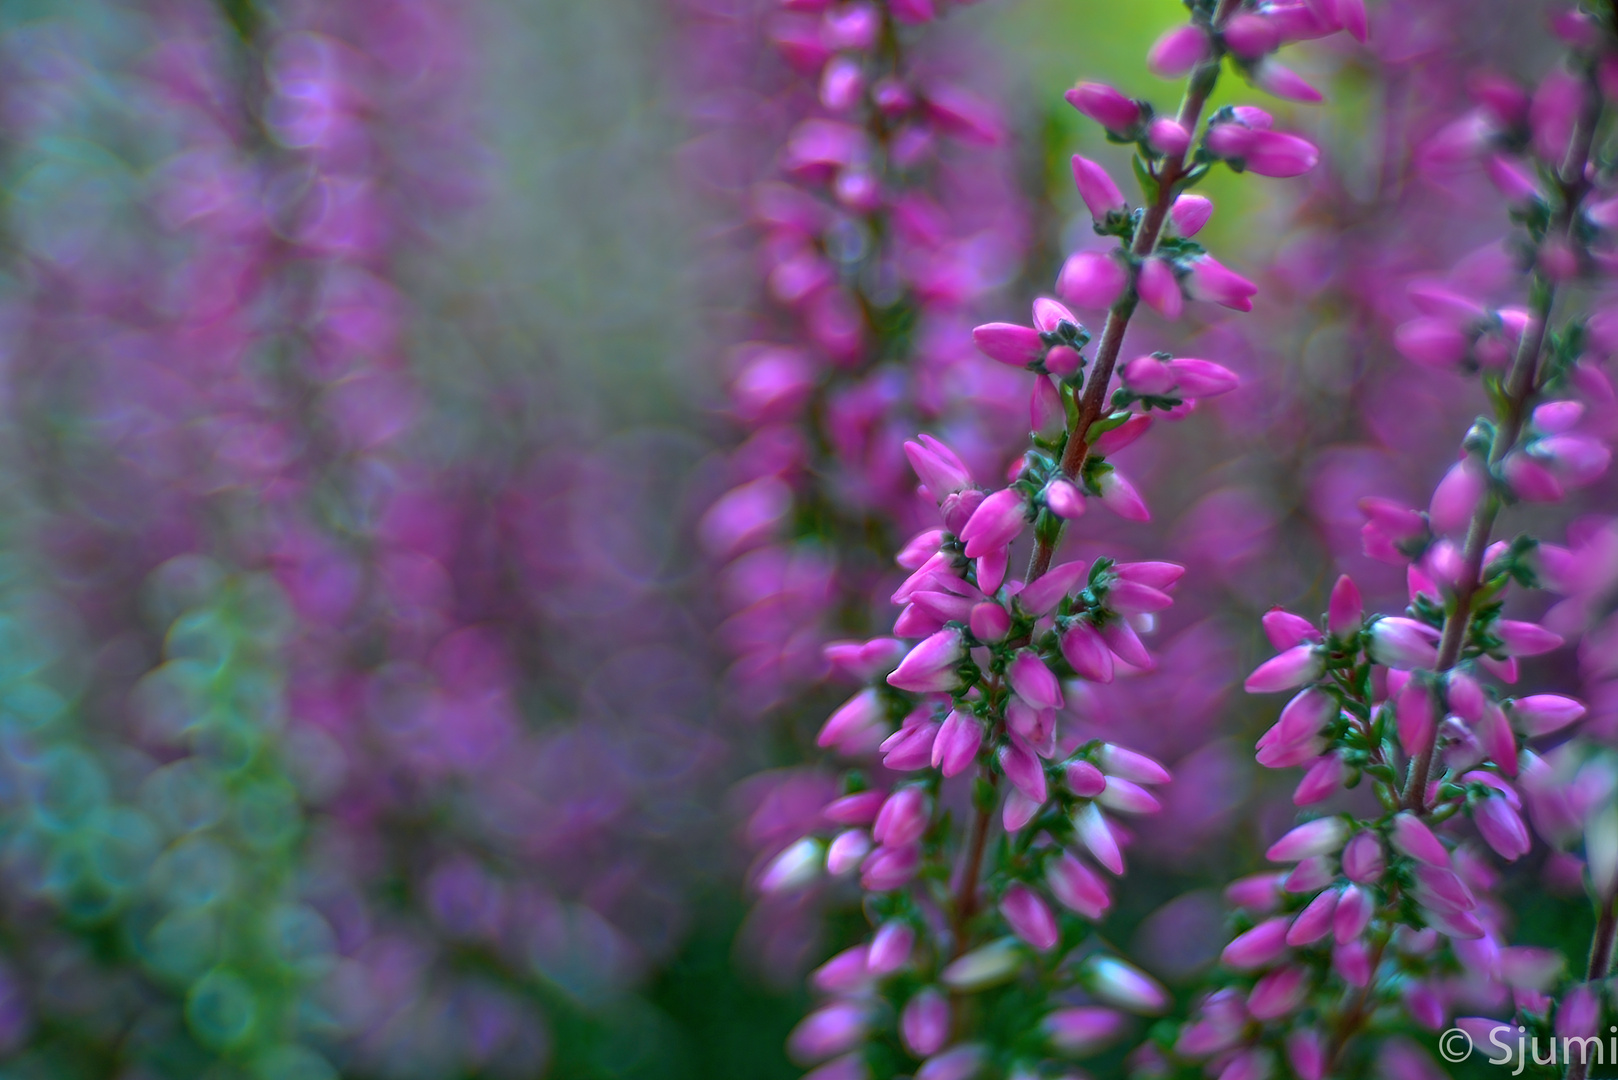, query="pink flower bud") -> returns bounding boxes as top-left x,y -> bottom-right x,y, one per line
1255,686 -> 1335,768
1056,250 -> 1130,310
1429,458 -> 1487,534
1000,884 -> 1059,950
1222,916 -> 1290,970
1000,735 -> 1048,804
868,920 -> 915,974
1169,358 -> 1239,397
1294,753 -> 1346,804
1368,617 -> 1439,670
1061,622 -> 1114,683
1394,678 -> 1435,758
760,837 -> 823,893
1475,701 -> 1519,776
1044,478 -> 1086,520
1323,575 -> 1363,638
880,719 -> 942,771
895,530 -> 945,572
1496,619 -> 1563,656
905,434 -> 974,500
1137,258 -> 1183,320
971,322 -> 1045,367
1064,82 -> 1142,133
1121,354 -> 1175,396
1147,24 -> 1209,78
1283,854 -> 1336,892
1108,579 -> 1174,616
1017,560 -> 1087,615
1557,984 -> 1599,1041
1245,130 -> 1322,176
1071,156 -> 1127,220
1031,375 -> 1065,438
1099,744 -> 1171,784
1286,887 -> 1340,945
1267,817 -> 1348,862
1287,1028 -> 1327,1080
1503,451 -> 1564,502
1475,795 -> 1530,861
1486,154 -> 1540,203
1390,812 -> 1450,867
1412,865 -> 1476,915
931,710 -> 984,778
1262,608 -> 1320,650
915,1045 -> 985,1080
1092,413 -> 1153,455
1008,650 -> 1063,710
1333,939 -> 1372,987
788,1002 -> 867,1064
819,689 -> 890,753
1006,699 -> 1056,758
1147,117 -> 1192,156
1185,256 -> 1259,311
924,85 -> 1002,145
1254,60 -> 1323,103
1532,399 -> 1585,432
901,989 -> 950,1057
824,790 -> 886,826
1098,777 -> 1161,815
1100,619 -> 1152,668
977,547 -> 1008,595
1224,13 -> 1279,58
1248,965 -> 1310,1019
1031,296 -> 1079,333
1098,470 -> 1150,521
810,945 -> 871,994
1043,1006 -> 1127,1054
1169,193 -> 1213,236
1226,872 -> 1285,913
1394,317 -> 1469,368
1342,831 -> 1385,883
887,629 -> 966,693
1002,788 -> 1040,833
874,786 -> 930,846
1333,884 -> 1373,943
819,56 -> 864,112
1048,850 -> 1111,918
969,603 -> 1009,644
1542,434 -> 1612,486
827,829 -> 873,875
1510,694 -> 1586,736
1065,760 -> 1107,797
960,488 -> 1027,558
1080,955 -> 1169,1014
1074,803 -> 1124,874
1044,344 -> 1083,377
1245,644 -> 1325,693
